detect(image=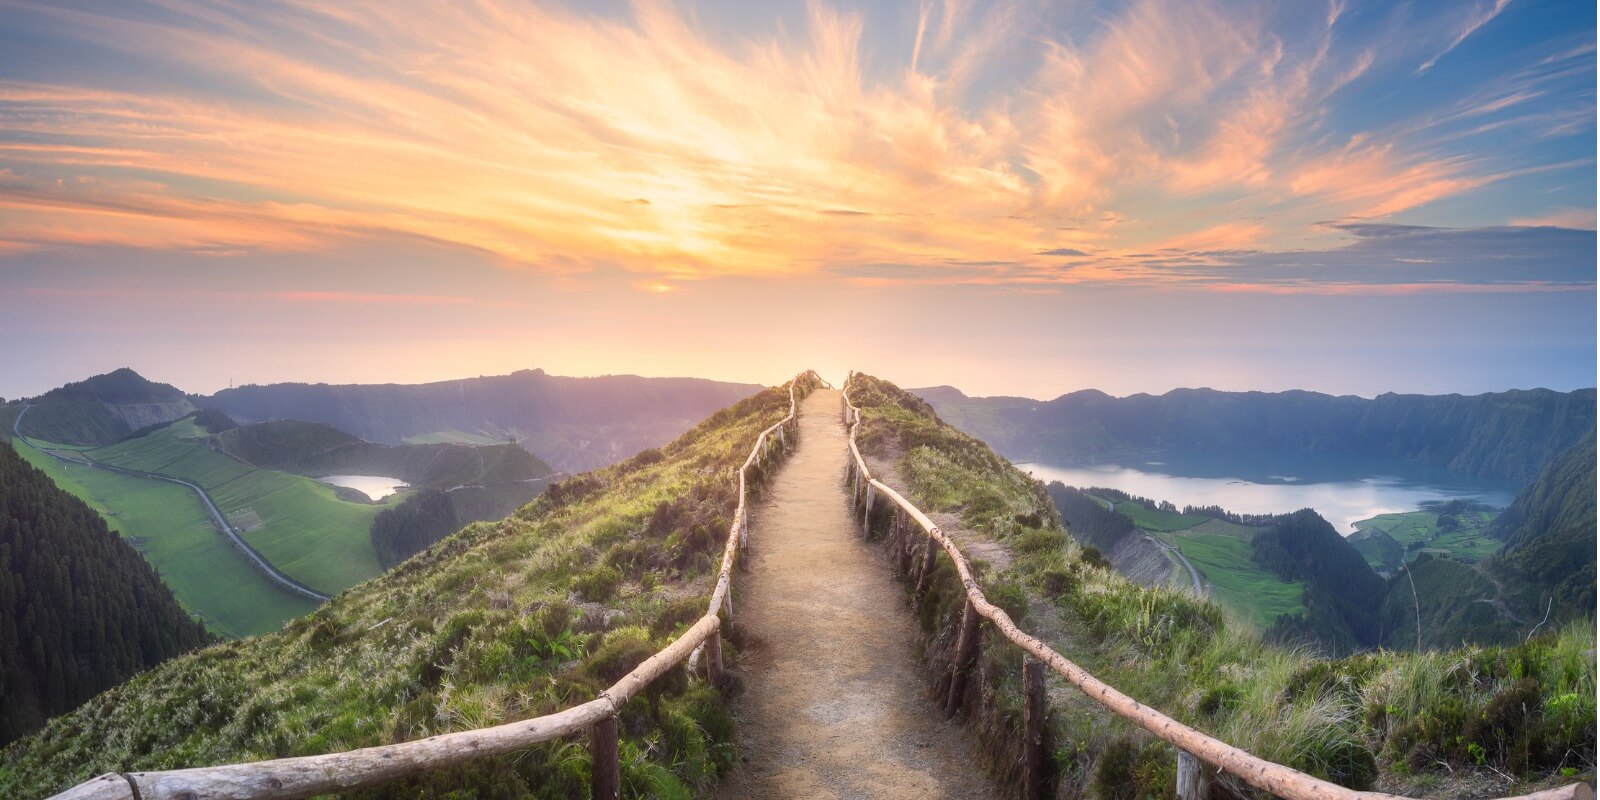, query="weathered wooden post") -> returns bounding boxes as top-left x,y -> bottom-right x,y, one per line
915,537 -> 939,600
863,485 -> 876,535
592,715 -> 620,800
1177,750 -> 1212,800
706,632 -> 724,686
945,599 -> 981,716
1023,657 -> 1049,799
